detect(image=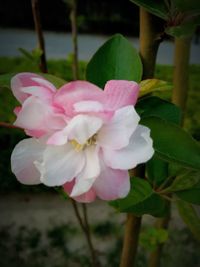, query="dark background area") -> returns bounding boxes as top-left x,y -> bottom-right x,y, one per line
0,0 -> 139,35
